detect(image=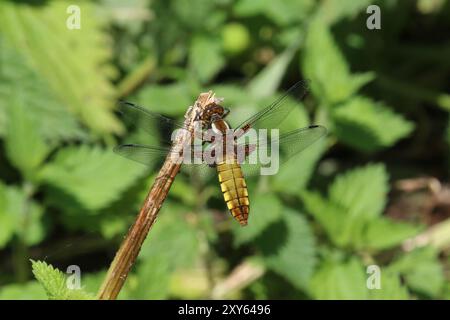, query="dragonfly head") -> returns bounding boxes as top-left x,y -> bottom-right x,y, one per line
198,103 -> 226,128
